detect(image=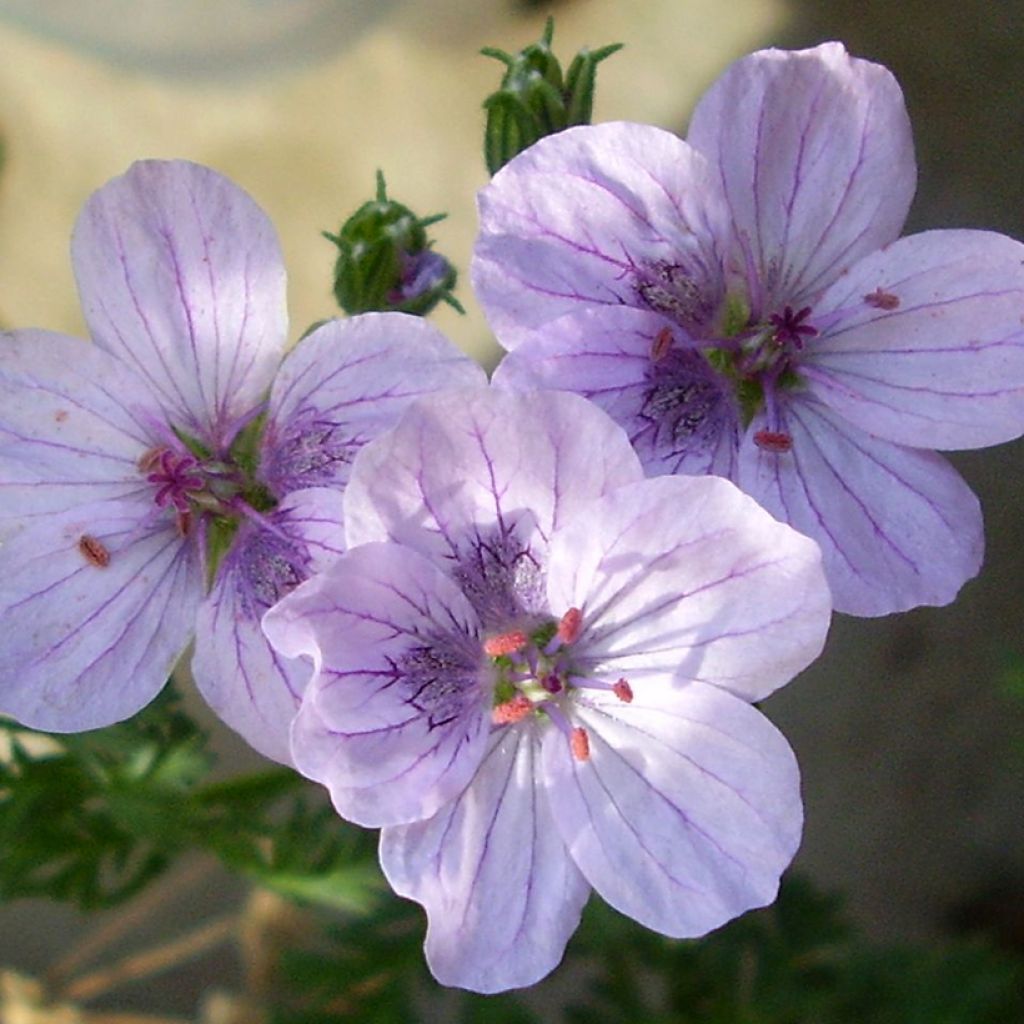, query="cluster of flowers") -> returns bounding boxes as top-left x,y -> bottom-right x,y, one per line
3,43 -> 1024,993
